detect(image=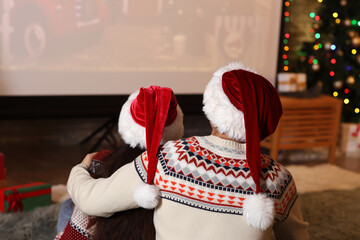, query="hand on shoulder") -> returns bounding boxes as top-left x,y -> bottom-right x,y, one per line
81,152 -> 98,168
